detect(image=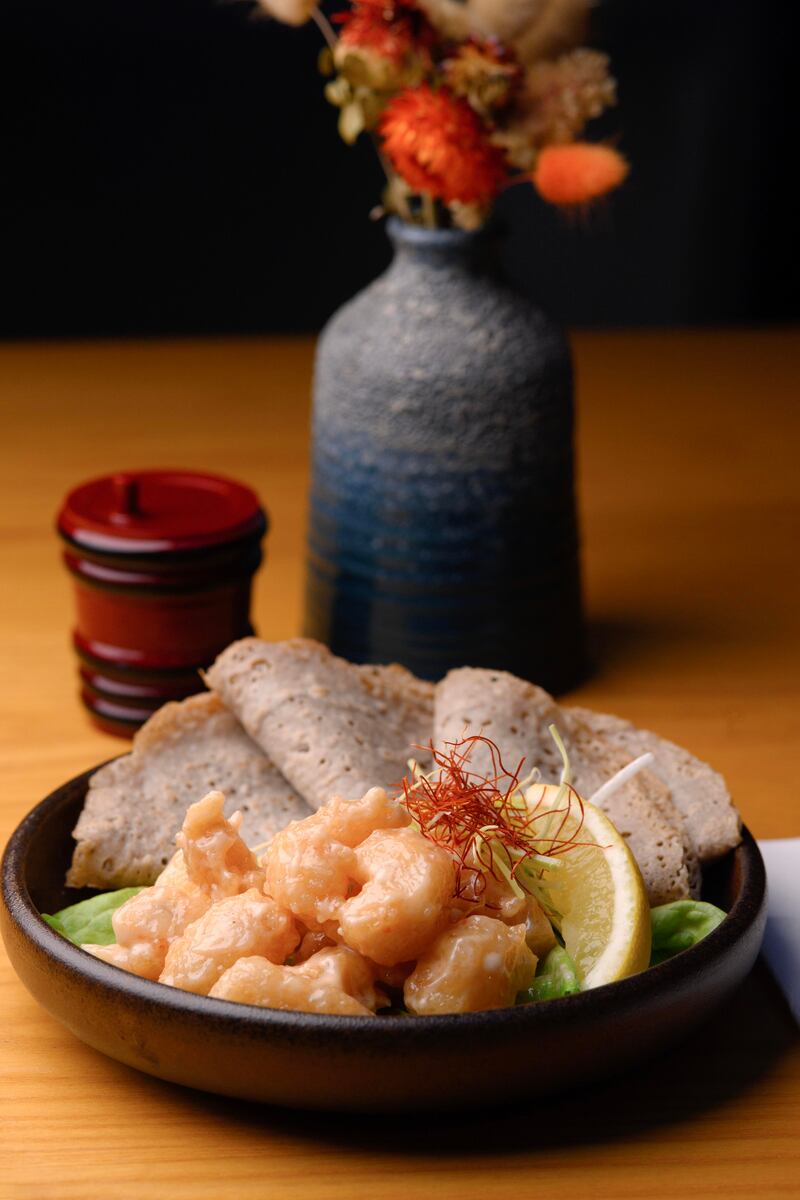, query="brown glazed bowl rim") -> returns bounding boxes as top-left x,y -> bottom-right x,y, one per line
2,762 -> 767,1041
